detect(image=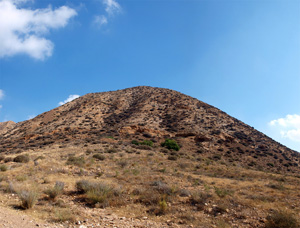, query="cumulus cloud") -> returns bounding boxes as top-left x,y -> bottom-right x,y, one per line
93,15 -> 108,27
0,89 -> 4,100
58,94 -> 80,106
0,0 -> 77,60
269,114 -> 300,142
